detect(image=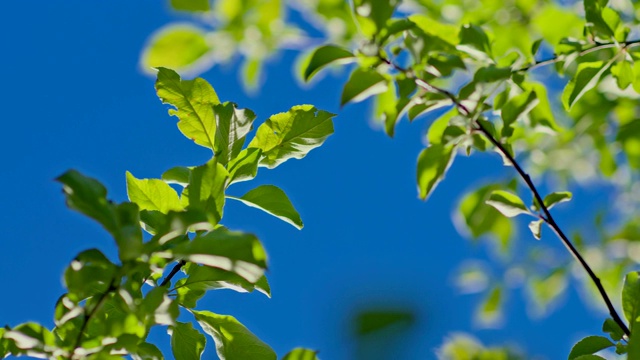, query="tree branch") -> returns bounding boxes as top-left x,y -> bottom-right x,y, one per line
160,260 -> 187,287
378,55 -> 632,337
72,278 -> 119,358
